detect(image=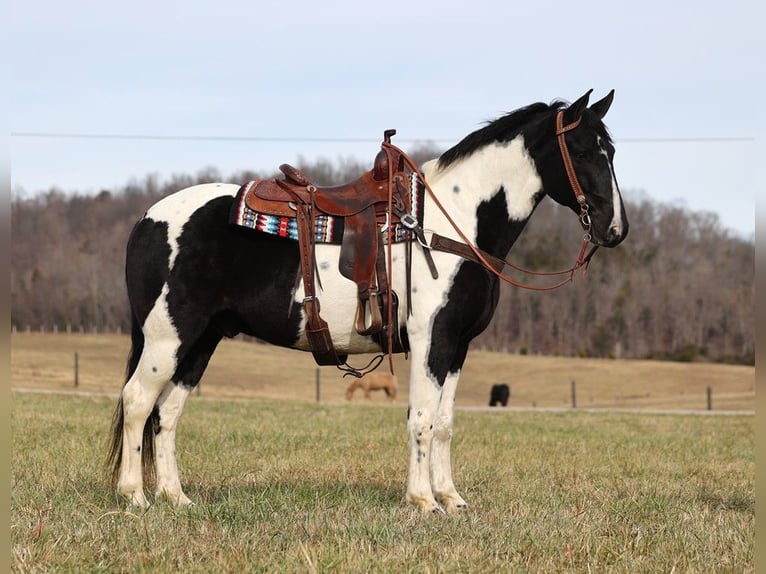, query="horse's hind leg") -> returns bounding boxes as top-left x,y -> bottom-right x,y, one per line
153,382 -> 193,505
117,338 -> 179,508
152,328 -> 221,506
